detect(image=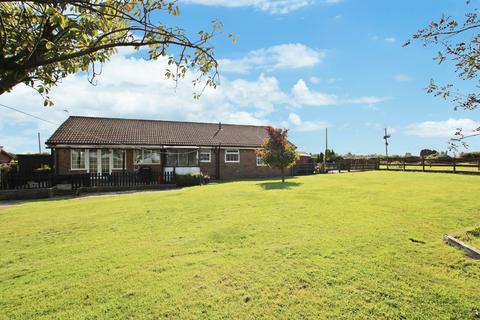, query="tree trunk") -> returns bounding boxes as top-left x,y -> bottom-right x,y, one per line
281,167 -> 285,183
0,71 -> 29,95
